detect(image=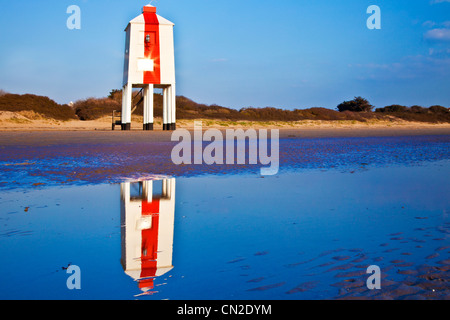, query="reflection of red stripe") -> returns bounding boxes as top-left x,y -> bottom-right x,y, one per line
139,199 -> 160,289
143,8 -> 161,84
